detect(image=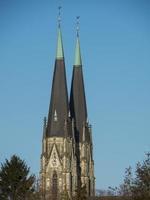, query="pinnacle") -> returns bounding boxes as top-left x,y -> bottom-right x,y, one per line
56,27 -> 64,59
74,35 -> 82,66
